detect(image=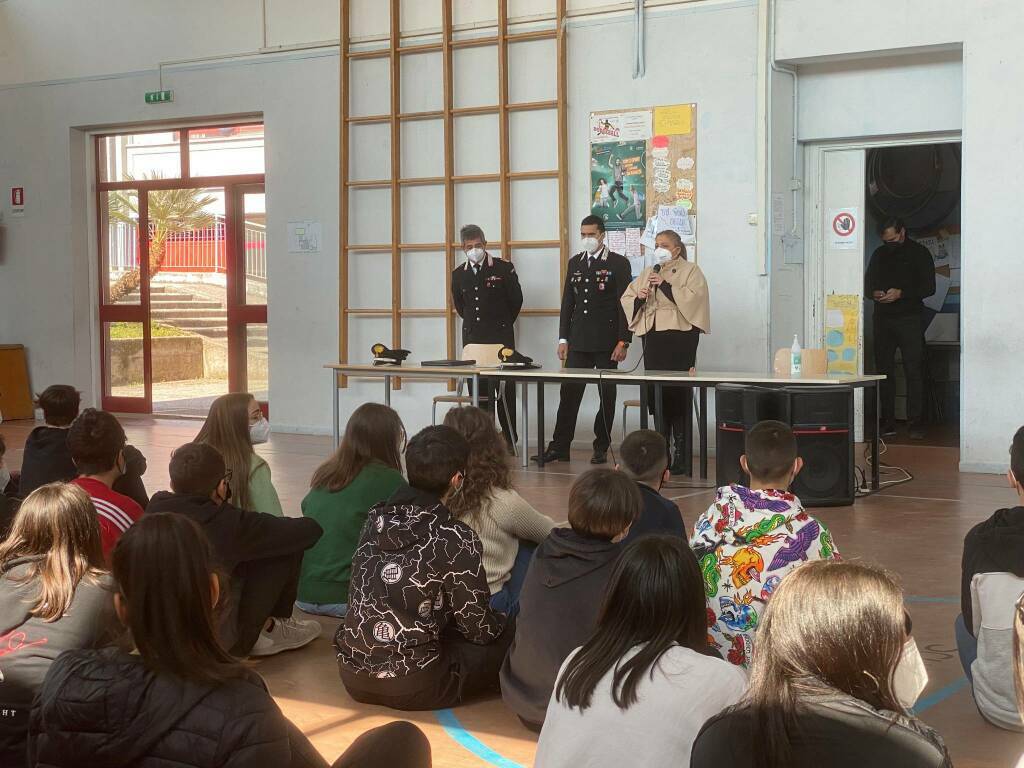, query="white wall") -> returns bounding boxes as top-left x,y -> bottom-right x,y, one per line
0,50 -> 340,433
776,0 -> 1024,473
797,50 -> 962,142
